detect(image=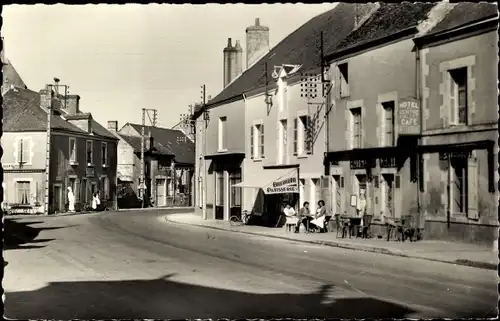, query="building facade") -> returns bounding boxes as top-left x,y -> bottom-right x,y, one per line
113,122 -> 195,208
414,4 -> 499,246
3,82 -> 119,214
